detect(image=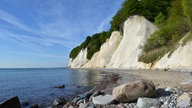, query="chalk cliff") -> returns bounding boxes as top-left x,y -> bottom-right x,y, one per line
68,15 -> 192,69
107,16 -> 157,68
69,48 -> 88,68
155,38 -> 192,69
83,31 -> 122,68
